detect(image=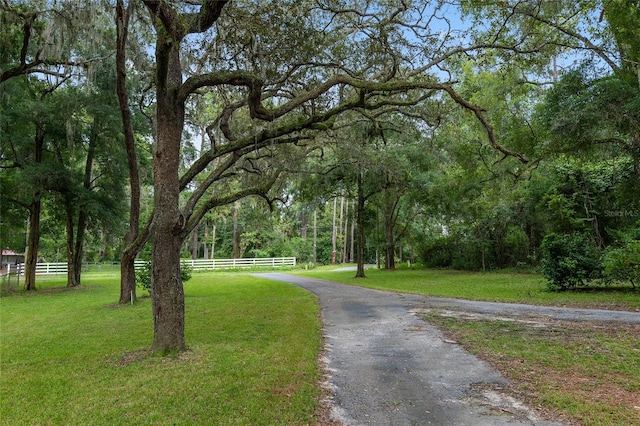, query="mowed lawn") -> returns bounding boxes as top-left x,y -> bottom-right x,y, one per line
0,273 -> 323,425
4,267 -> 639,425
296,266 -> 640,311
